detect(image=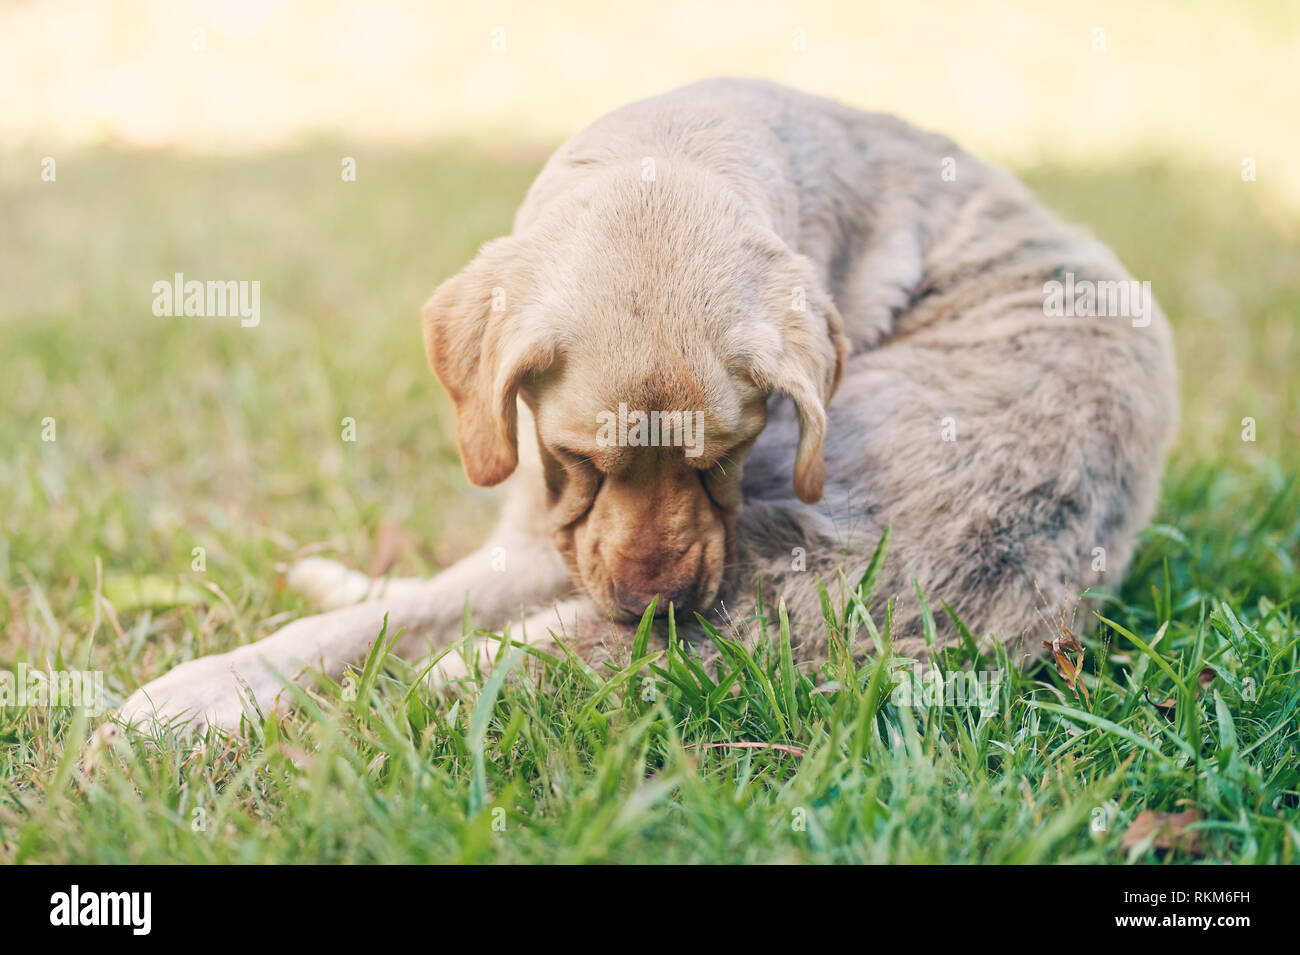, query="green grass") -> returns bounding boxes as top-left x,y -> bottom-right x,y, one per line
1,146 -> 1297,863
